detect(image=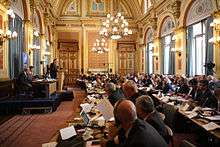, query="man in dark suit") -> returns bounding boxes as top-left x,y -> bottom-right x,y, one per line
102,99 -> 168,147
105,82 -> 125,105
50,59 -> 58,79
17,67 -> 33,91
135,95 -> 169,143
195,80 -> 218,109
